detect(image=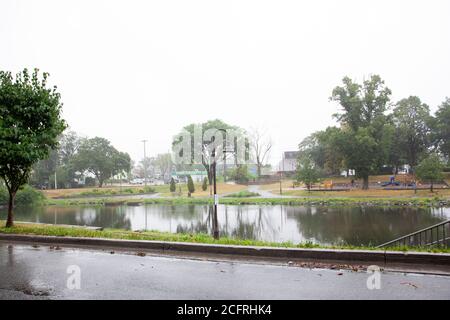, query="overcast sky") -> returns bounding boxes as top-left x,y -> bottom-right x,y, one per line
1,0 -> 450,166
